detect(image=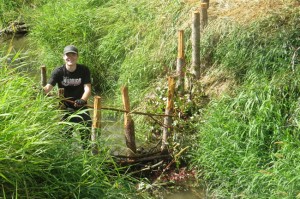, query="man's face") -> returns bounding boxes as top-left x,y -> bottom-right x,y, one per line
63,52 -> 78,67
